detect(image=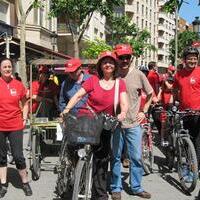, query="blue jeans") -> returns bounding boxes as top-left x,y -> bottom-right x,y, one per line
110,125 -> 144,194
